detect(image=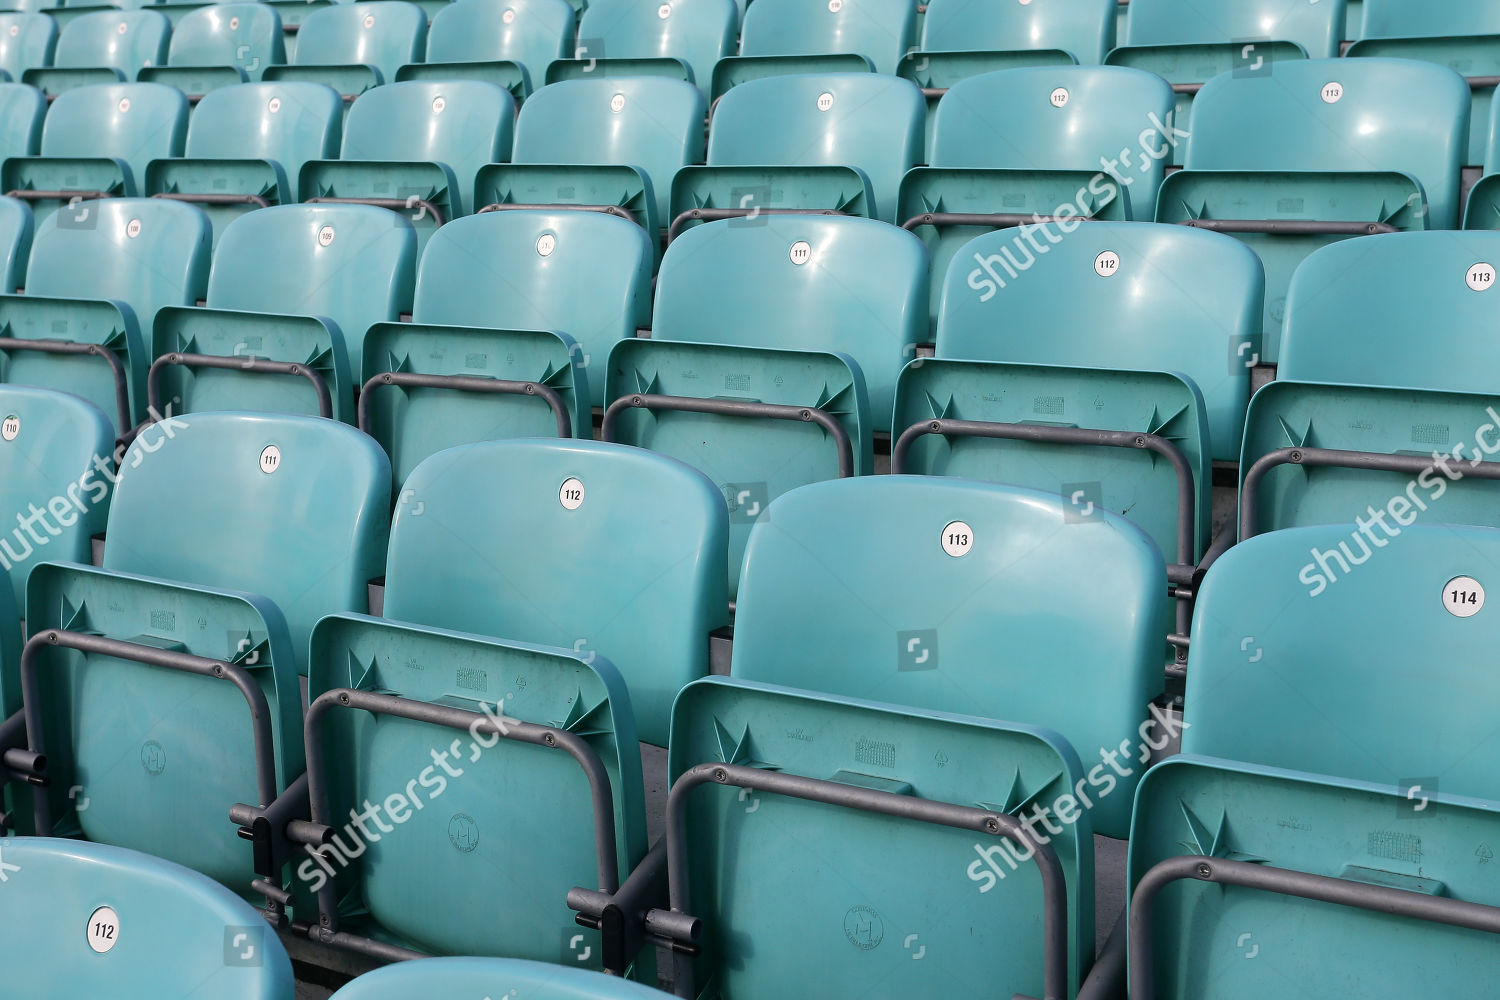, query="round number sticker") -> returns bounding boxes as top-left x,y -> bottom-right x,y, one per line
536,233 -> 556,257
87,906 -> 119,954
363,13 -> 375,27
941,521 -> 973,558
431,96 -> 445,114
816,91 -> 834,112
117,97 -> 130,113
559,477 -> 585,510
828,0 -> 842,10
501,7 -> 515,23
658,3 -> 671,17
1094,250 -> 1119,277
7,24 -> 16,36
259,445 -> 281,474
229,15 -> 239,29
267,96 -> 281,113
610,93 -> 626,113
1444,576 -> 1485,618
116,20 -> 127,33
1049,87 -> 1069,108
125,219 -> 141,239
1321,81 -> 1343,104
318,225 -> 335,247
789,240 -> 812,265
1467,263 -> 1495,291
1,414 -> 18,441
